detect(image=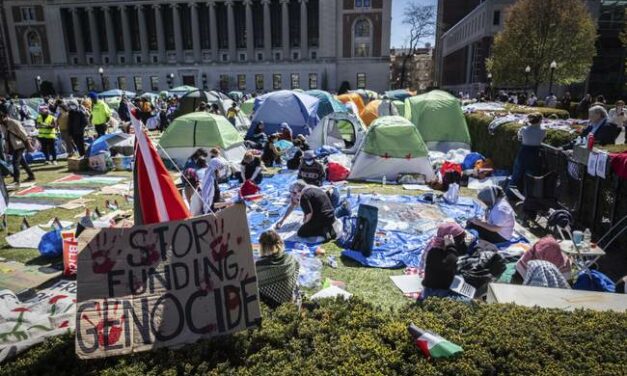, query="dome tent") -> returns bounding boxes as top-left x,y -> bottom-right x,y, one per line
307,112 -> 366,154
248,90 -> 319,137
360,99 -> 399,127
306,90 -> 347,119
348,116 -> 435,182
240,97 -> 255,116
337,92 -> 365,114
404,90 -> 471,152
158,112 -> 246,168
176,90 -> 219,118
